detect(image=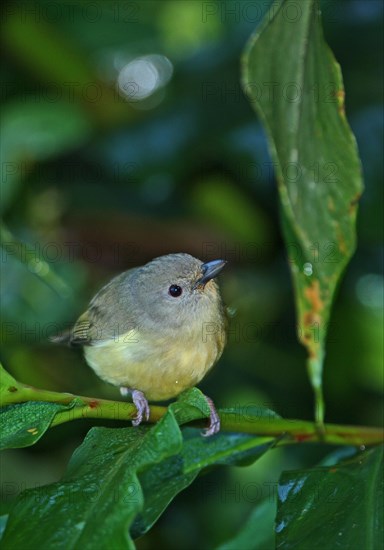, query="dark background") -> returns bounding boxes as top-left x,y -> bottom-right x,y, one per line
1,1 -> 382,548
